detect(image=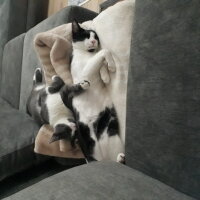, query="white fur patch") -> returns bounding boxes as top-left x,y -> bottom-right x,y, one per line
46,93 -> 73,127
